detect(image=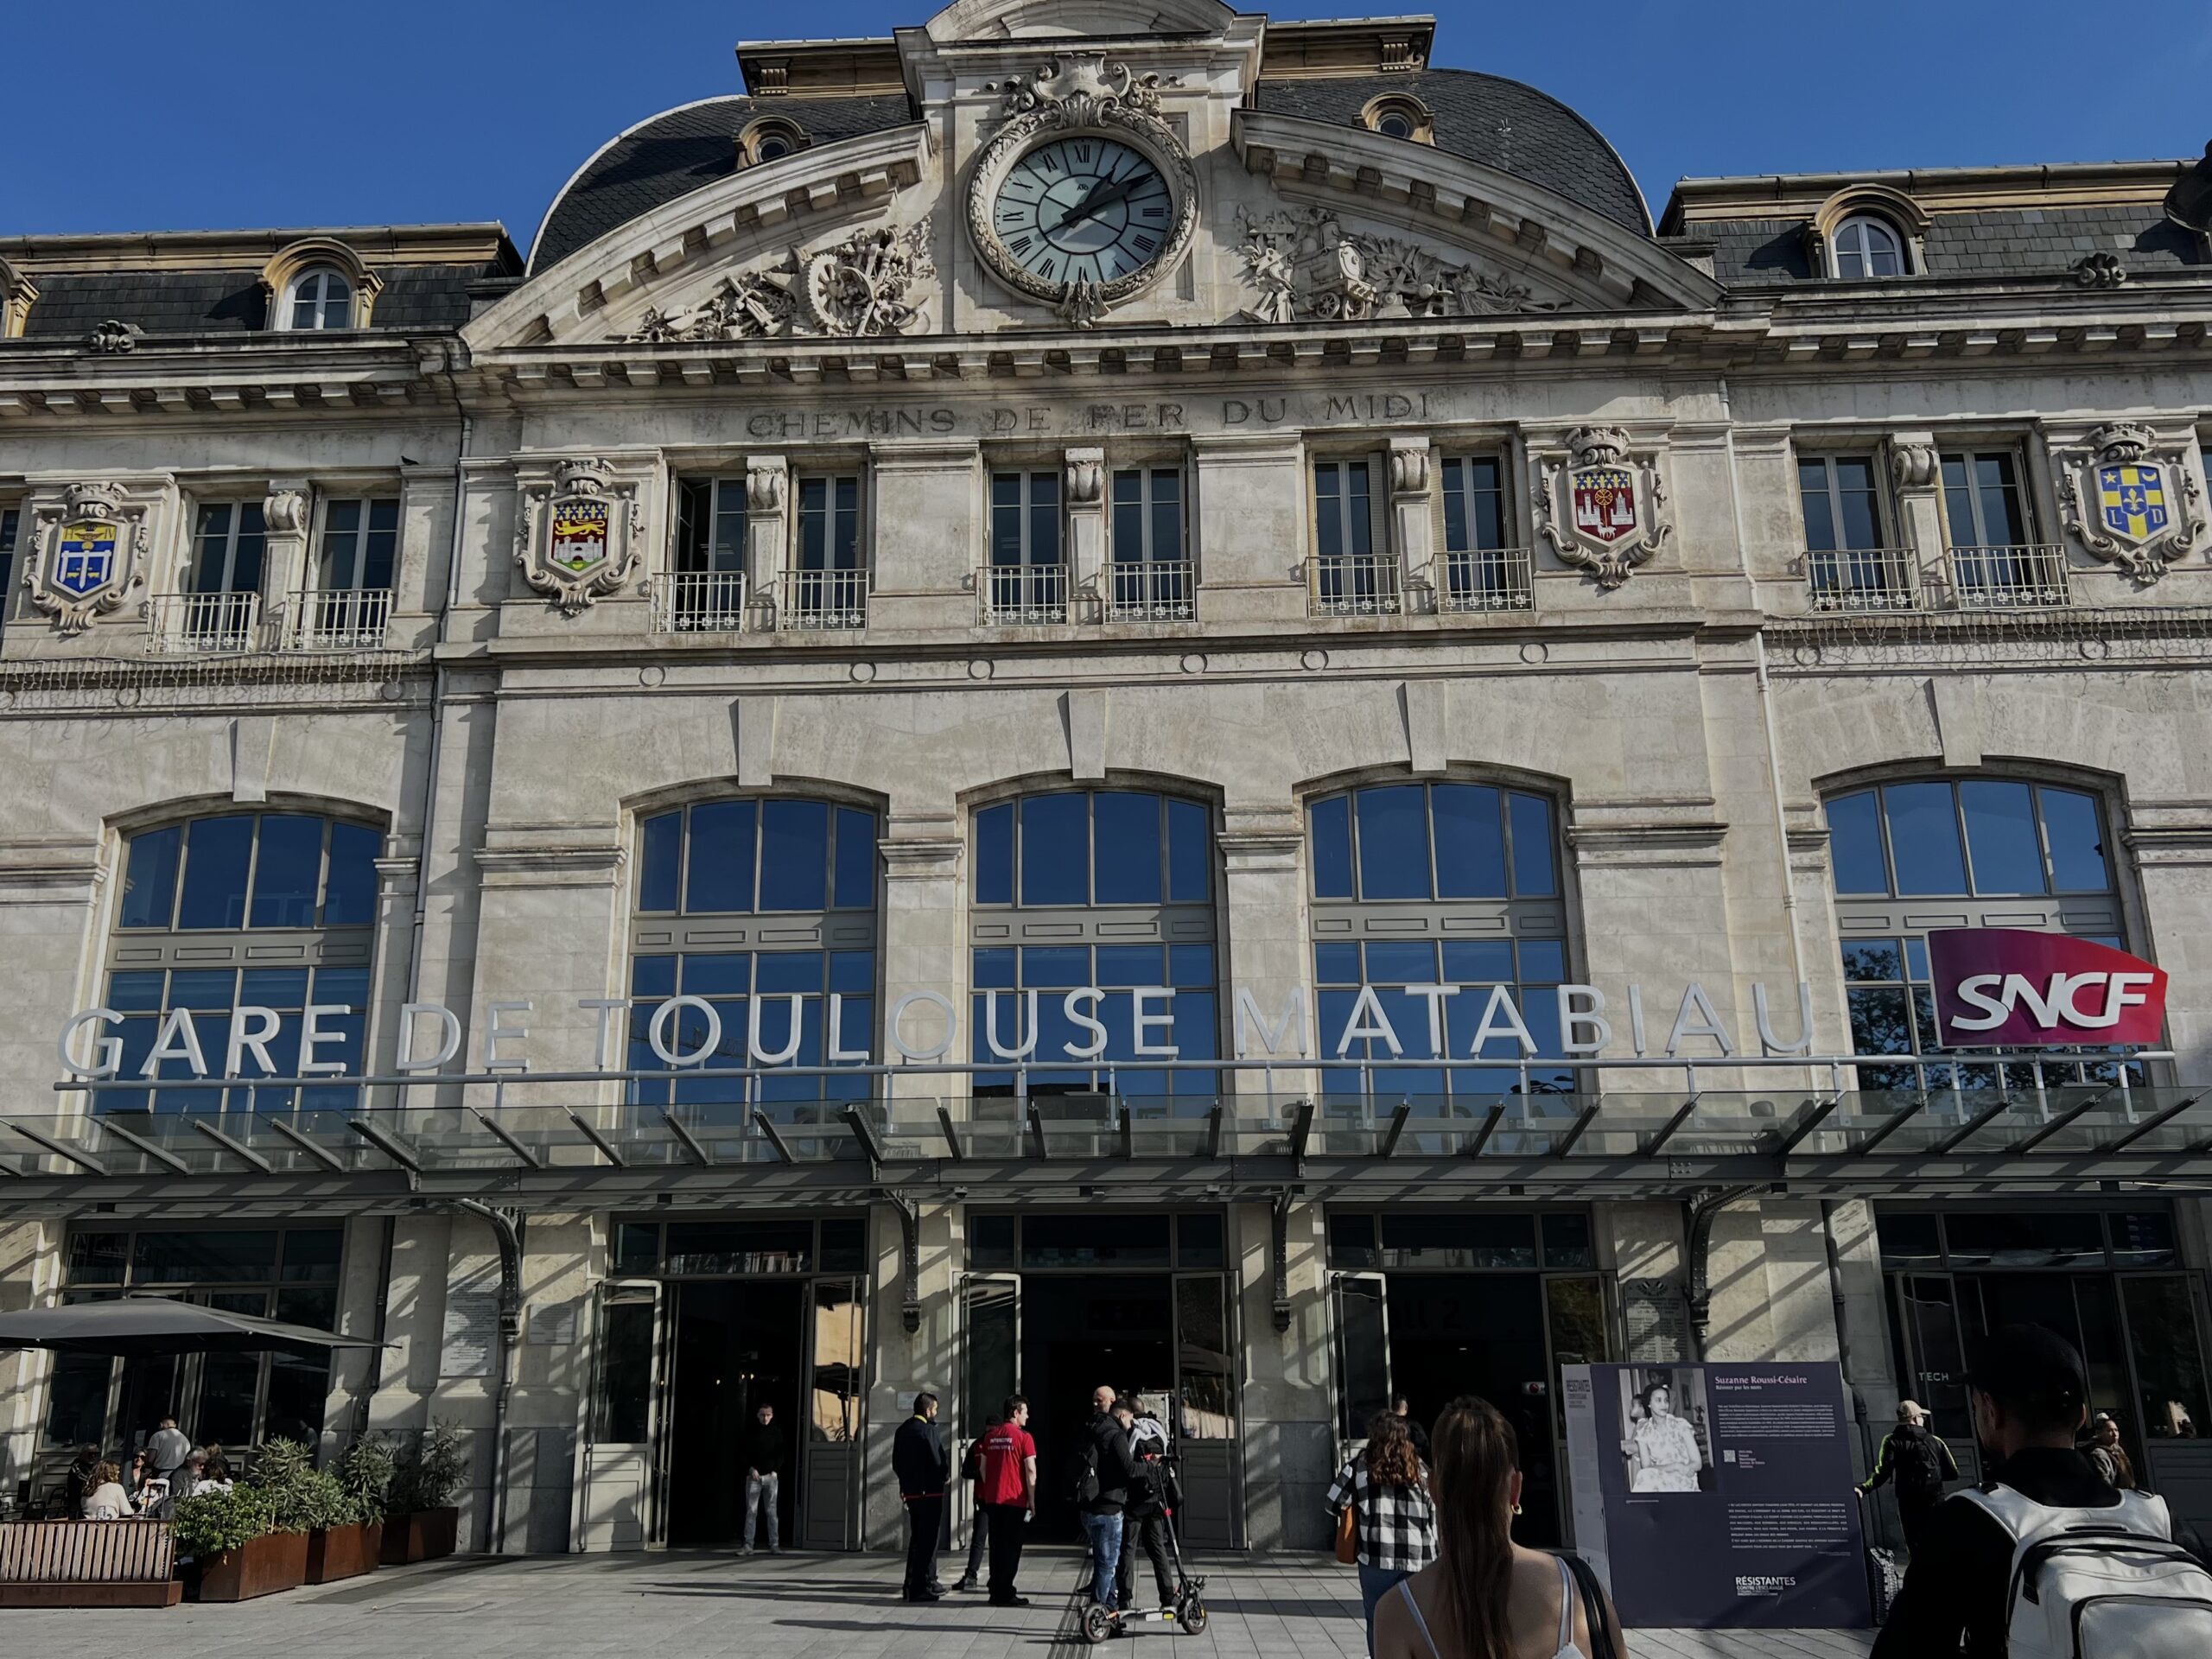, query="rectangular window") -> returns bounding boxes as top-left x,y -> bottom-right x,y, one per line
189,502 -> 268,594
1439,455 -> 1528,612
989,471 -> 1062,568
1941,449 -> 2031,549
1799,456 -> 1886,551
1440,456 -> 1509,551
796,474 -> 862,571
675,478 -> 748,575
1107,468 -> 1191,620
1313,459 -> 1374,561
315,498 -> 399,590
